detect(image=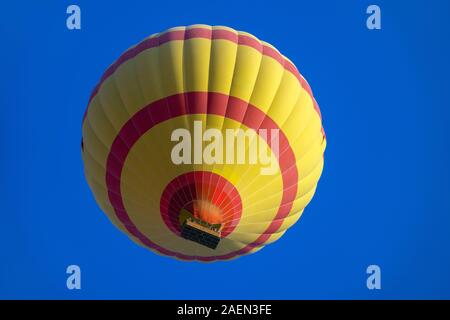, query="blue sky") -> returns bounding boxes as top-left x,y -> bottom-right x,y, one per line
1,0 -> 450,299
